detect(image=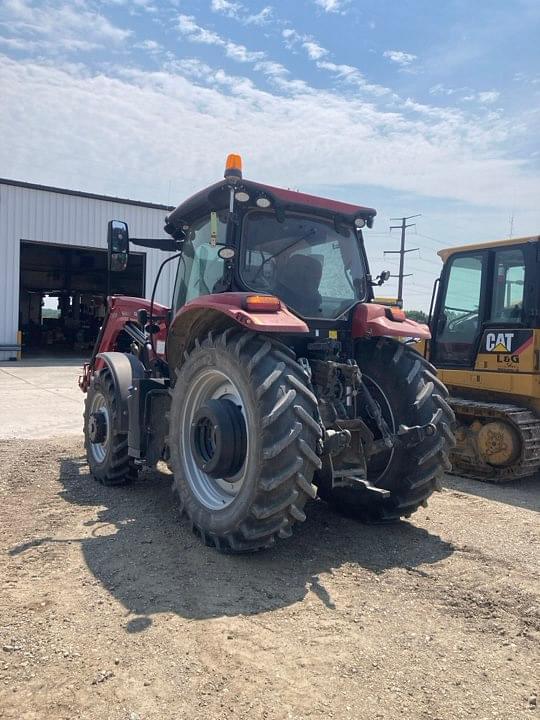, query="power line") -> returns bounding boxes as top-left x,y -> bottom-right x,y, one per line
411,230 -> 448,248
384,214 -> 421,306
